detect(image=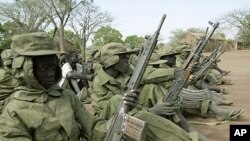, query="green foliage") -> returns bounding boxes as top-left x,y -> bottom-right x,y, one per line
47,29 -> 80,51
169,29 -> 186,47
0,0 -> 50,32
92,25 -> 123,47
238,14 -> 250,49
0,21 -> 23,50
124,35 -> 145,50
218,8 -> 250,49
156,42 -> 165,49
224,39 -> 235,50
187,28 -> 204,33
